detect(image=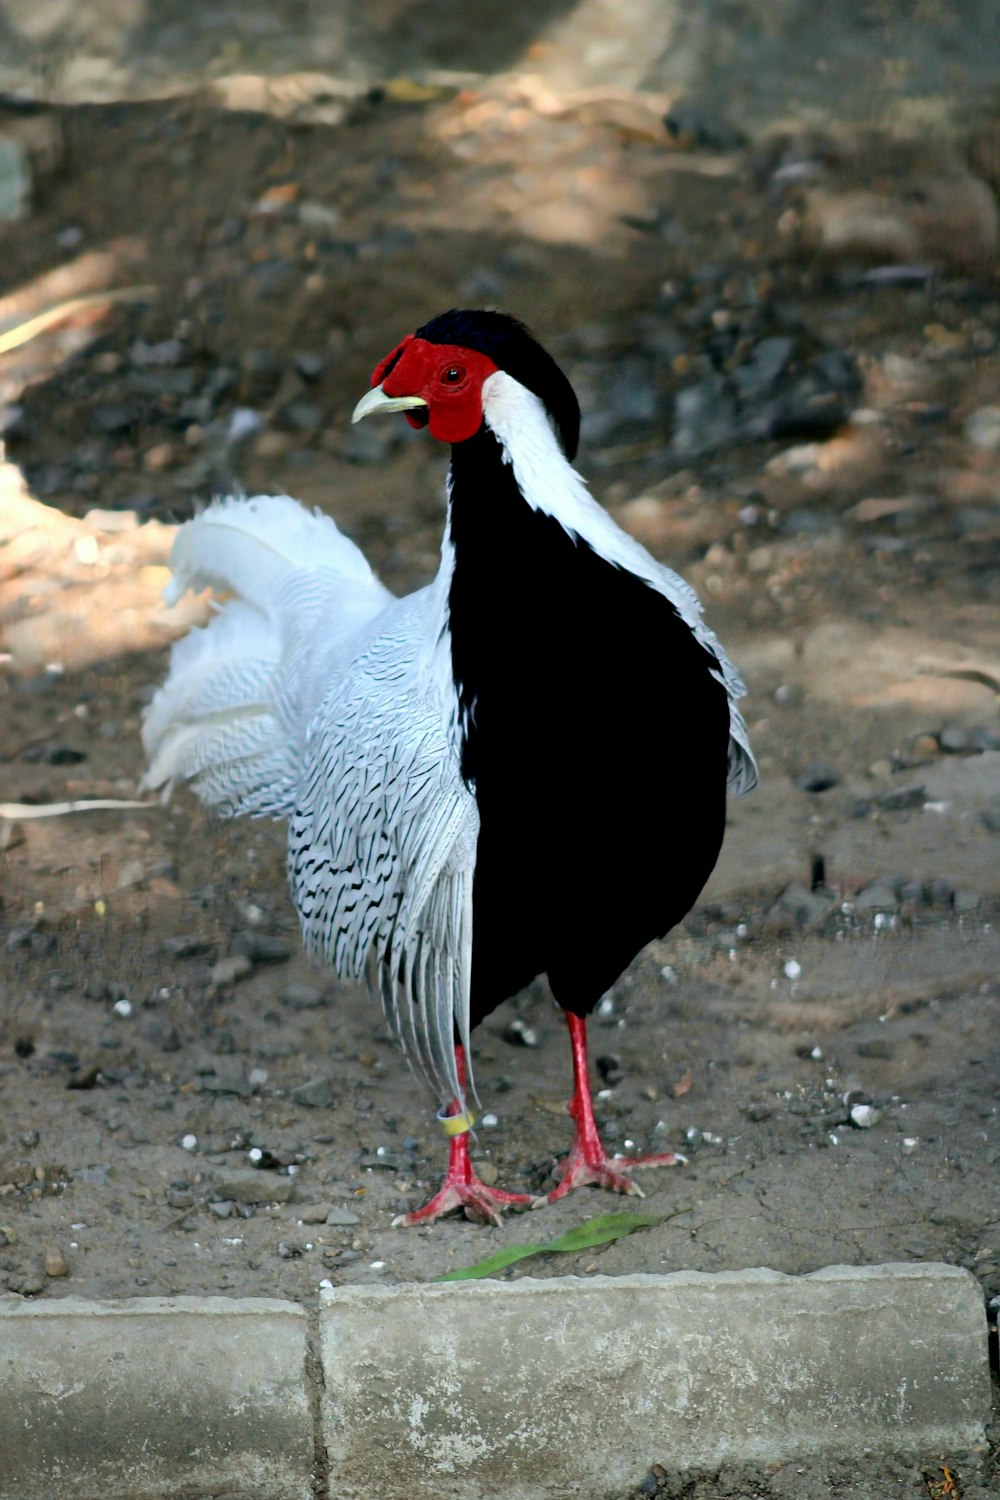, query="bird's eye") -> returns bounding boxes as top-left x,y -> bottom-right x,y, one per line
441,365 -> 465,385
